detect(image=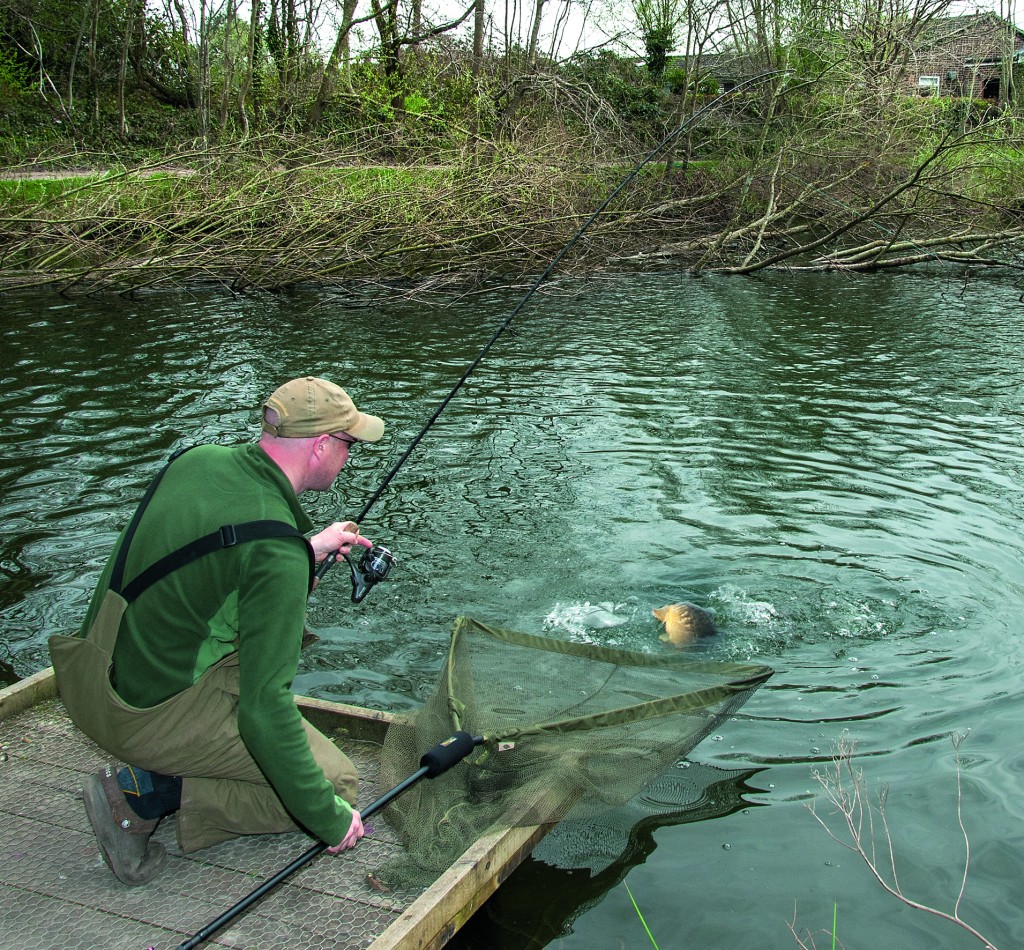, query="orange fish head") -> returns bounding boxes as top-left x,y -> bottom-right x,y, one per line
653,602 -> 716,646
